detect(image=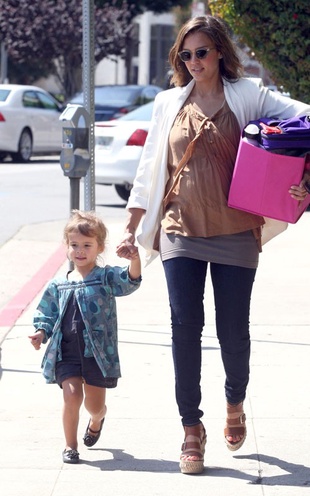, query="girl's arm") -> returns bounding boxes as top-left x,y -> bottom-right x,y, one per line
128,250 -> 141,280
32,281 -> 60,341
